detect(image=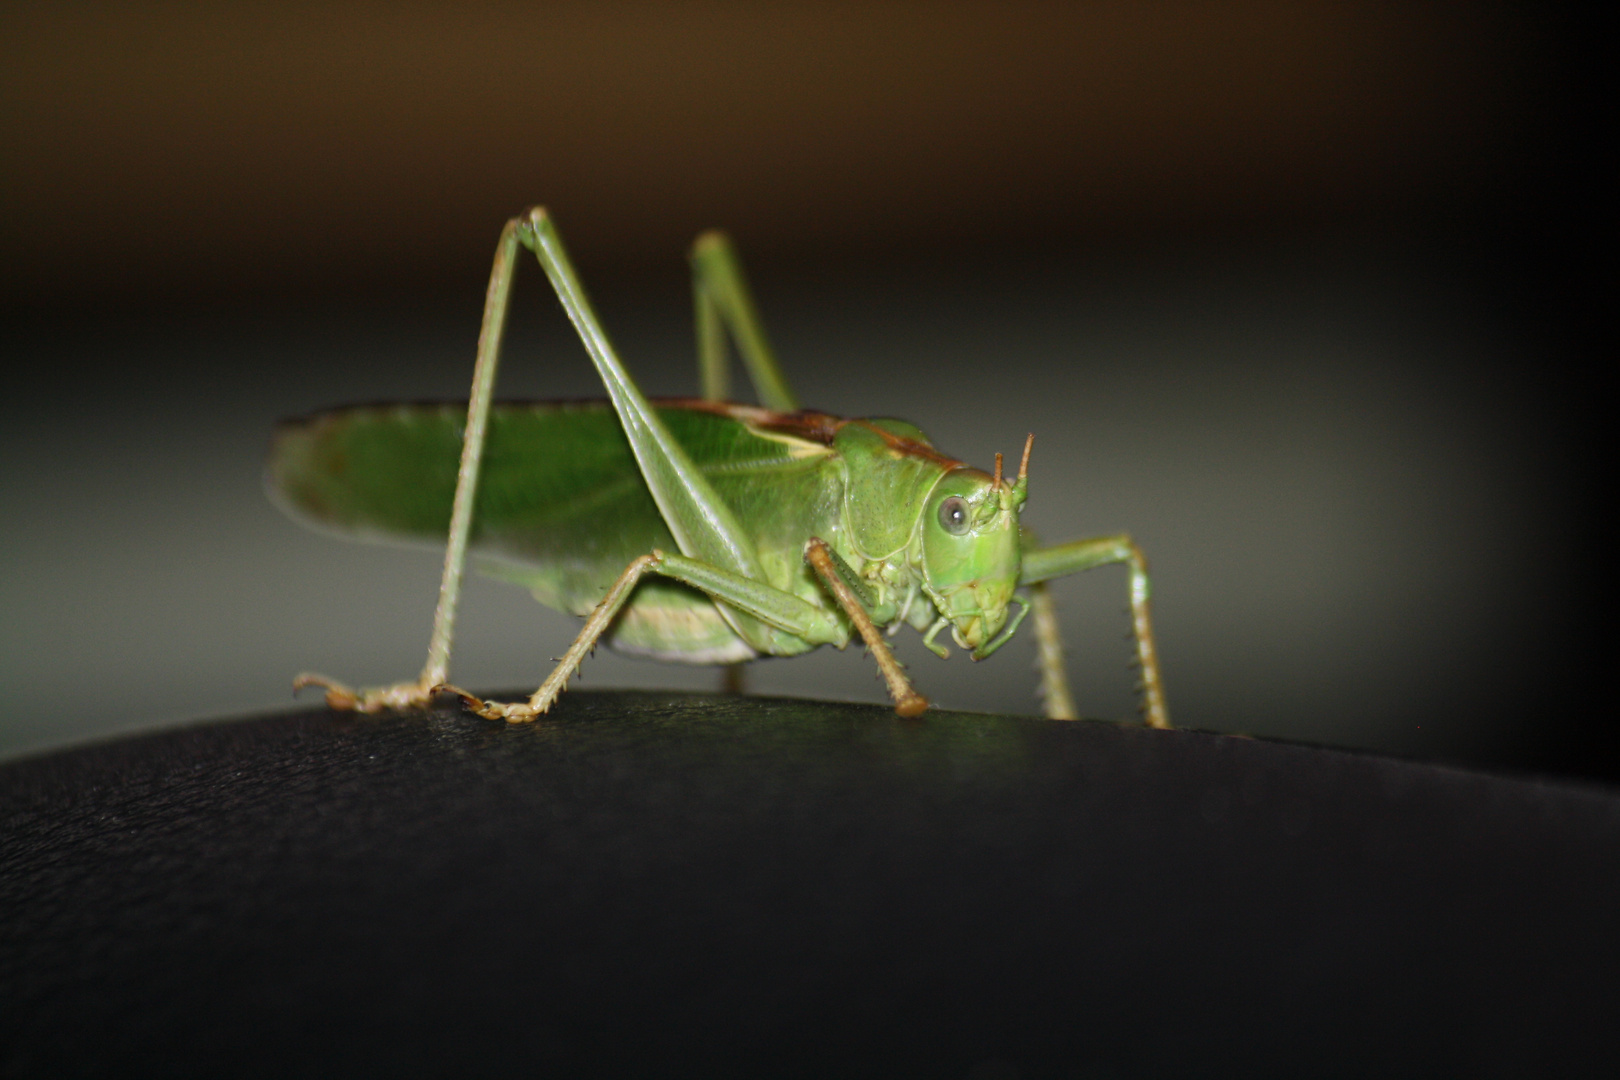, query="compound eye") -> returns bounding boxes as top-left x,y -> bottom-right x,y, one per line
938,495 -> 970,535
